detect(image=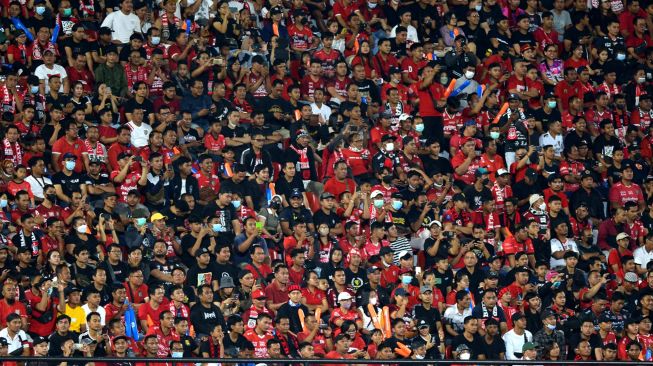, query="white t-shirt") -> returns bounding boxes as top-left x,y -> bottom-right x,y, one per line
34,64 -> 67,93
127,121 -> 153,148
310,103 -> 331,123
443,305 -> 472,334
25,175 -> 53,199
82,304 -> 107,326
0,328 -> 30,355
502,329 -> 533,360
101,10 -> 141,44
391,24 -> 419,44
539,132 -> 564,157
550,238 -> 579,268
634,246 -> 653,270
